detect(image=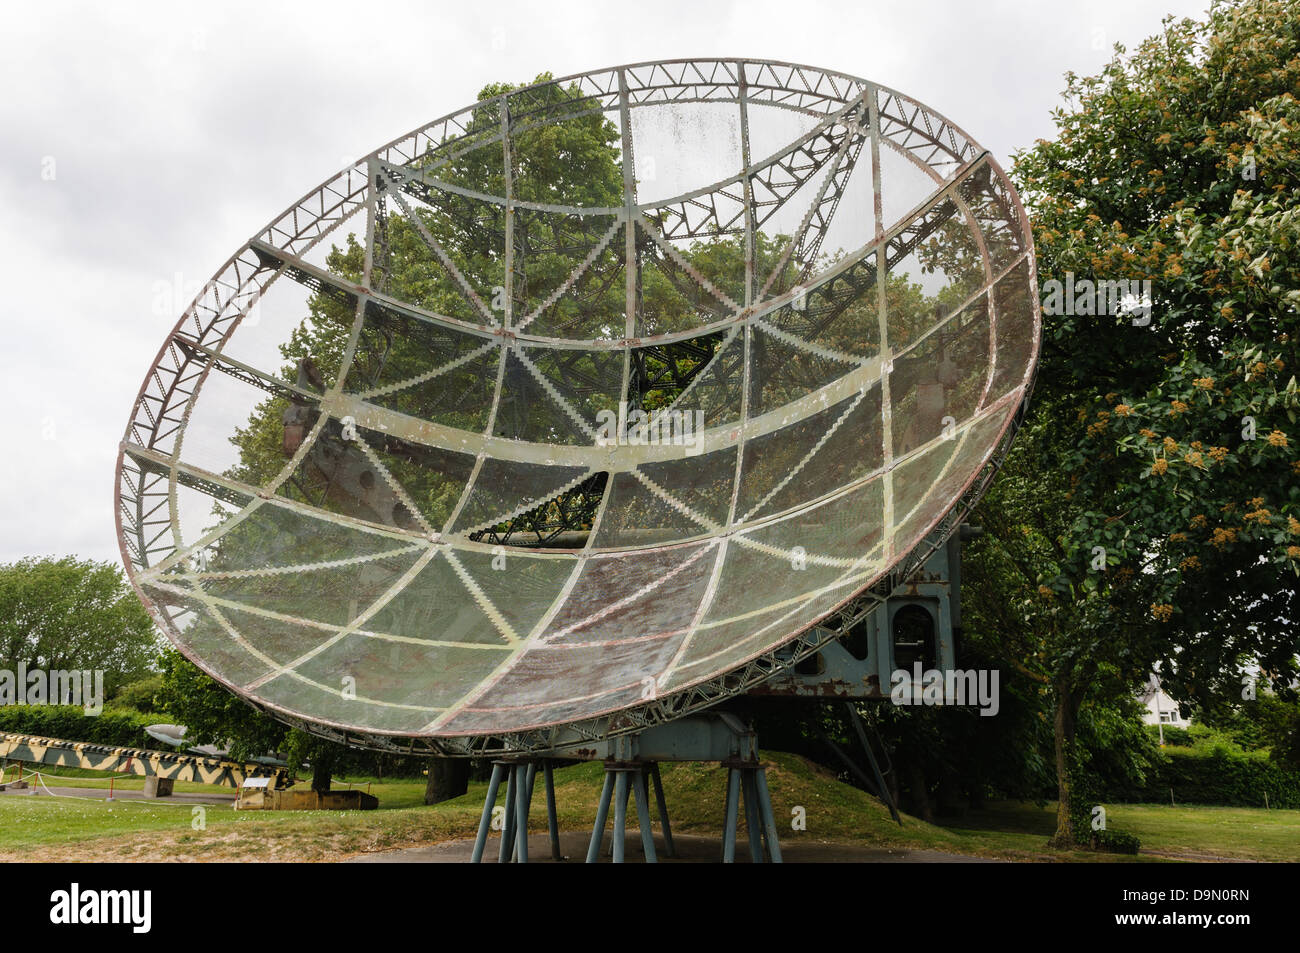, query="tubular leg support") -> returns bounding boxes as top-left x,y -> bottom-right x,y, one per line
845,702 -> 902,826
649,762 -> 676,858
471,761 -> 506,864
586,770 -> 615,863
721,762 -> 783,864
513,763 -> 530,863
612,770 -> 629,864
586,762 -> 670,863
722,767 -> 741,863
631,767 -> 657,863
544,762 -> 561,861
497,764 -> 516,864
471,760 -> 550,864
743,769 -> 764,863
755,767 -> 783,863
